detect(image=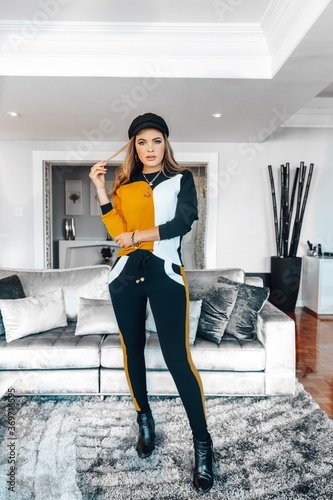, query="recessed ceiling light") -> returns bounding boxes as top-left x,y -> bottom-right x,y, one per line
212,113 -> 223,118
7,111 -> 19,117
